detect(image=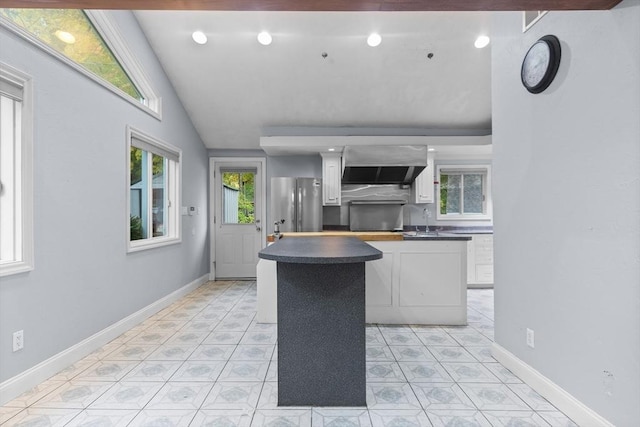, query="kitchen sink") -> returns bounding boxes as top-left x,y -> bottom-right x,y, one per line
403,231 -> 440,237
